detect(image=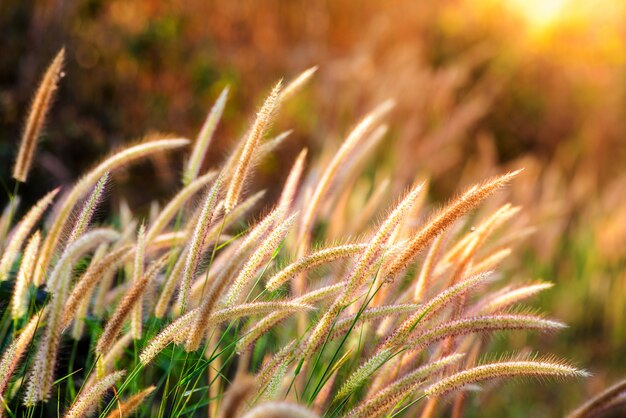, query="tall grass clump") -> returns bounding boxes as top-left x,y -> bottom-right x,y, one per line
0,52 -> 593,417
